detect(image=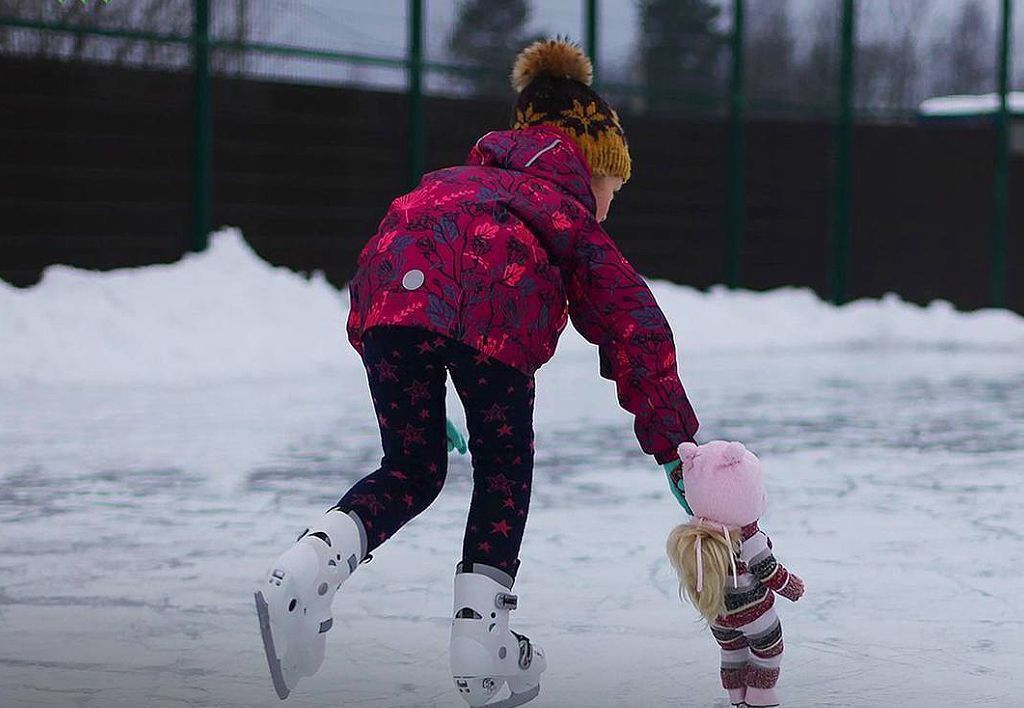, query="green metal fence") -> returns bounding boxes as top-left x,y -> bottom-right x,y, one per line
0,0 -> 1017,306
994,0 -> 1015,308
